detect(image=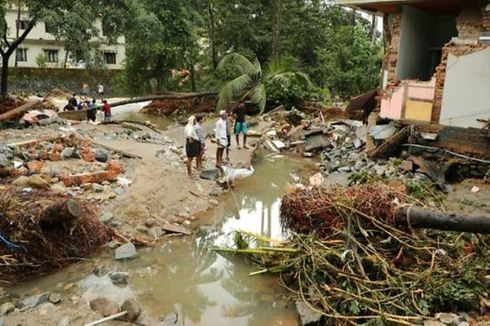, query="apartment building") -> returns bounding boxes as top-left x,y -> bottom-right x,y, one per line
5,4 -> 125,70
